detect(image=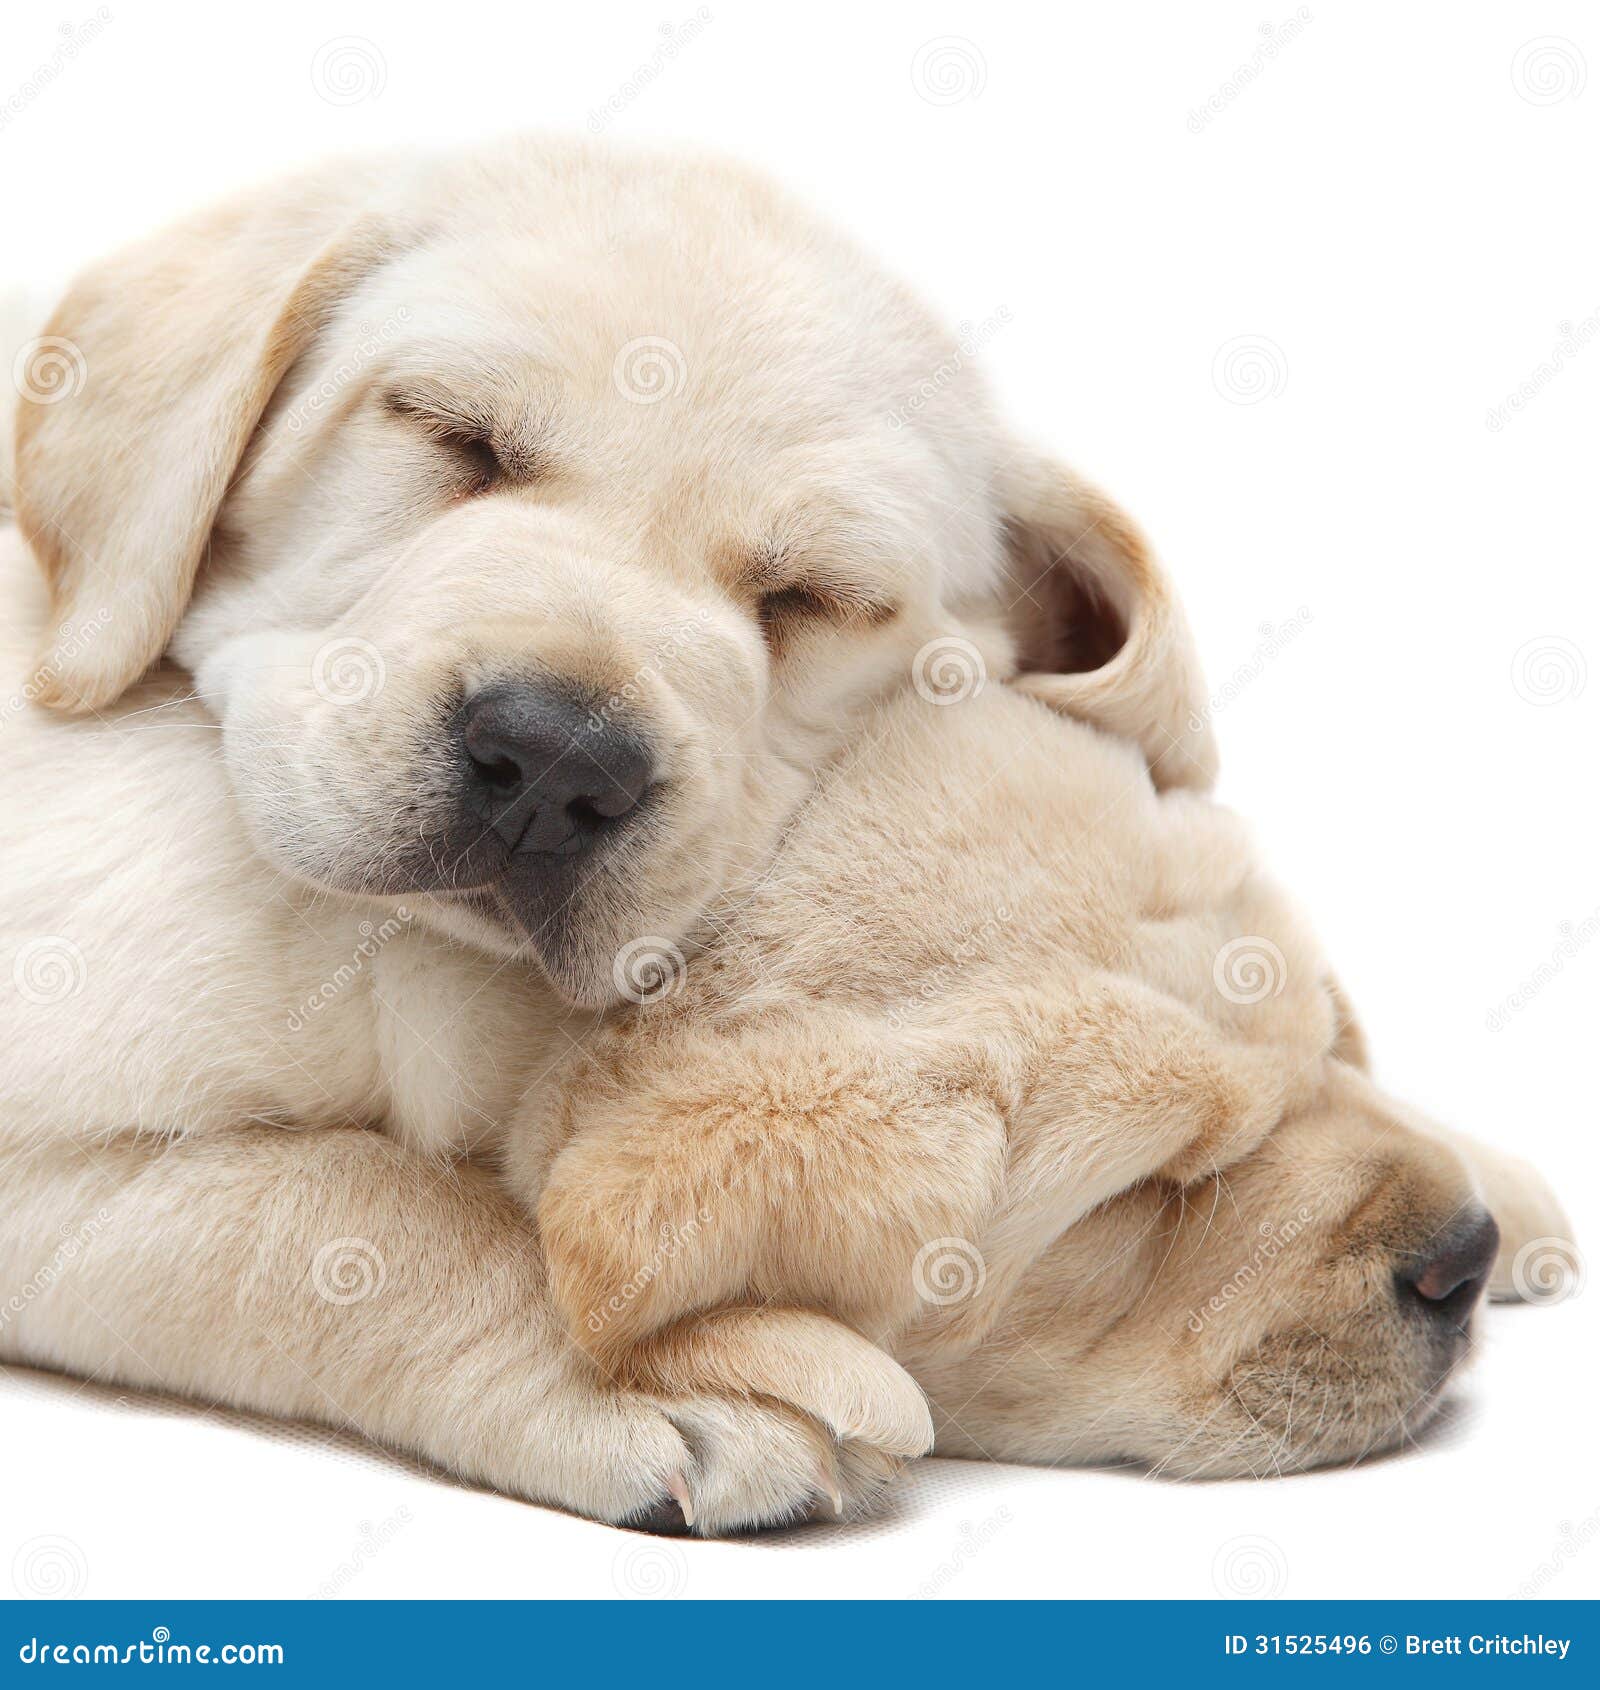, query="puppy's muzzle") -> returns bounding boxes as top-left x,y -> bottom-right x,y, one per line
1396,1206 -> 1500,1335
458,683 -> 654,859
